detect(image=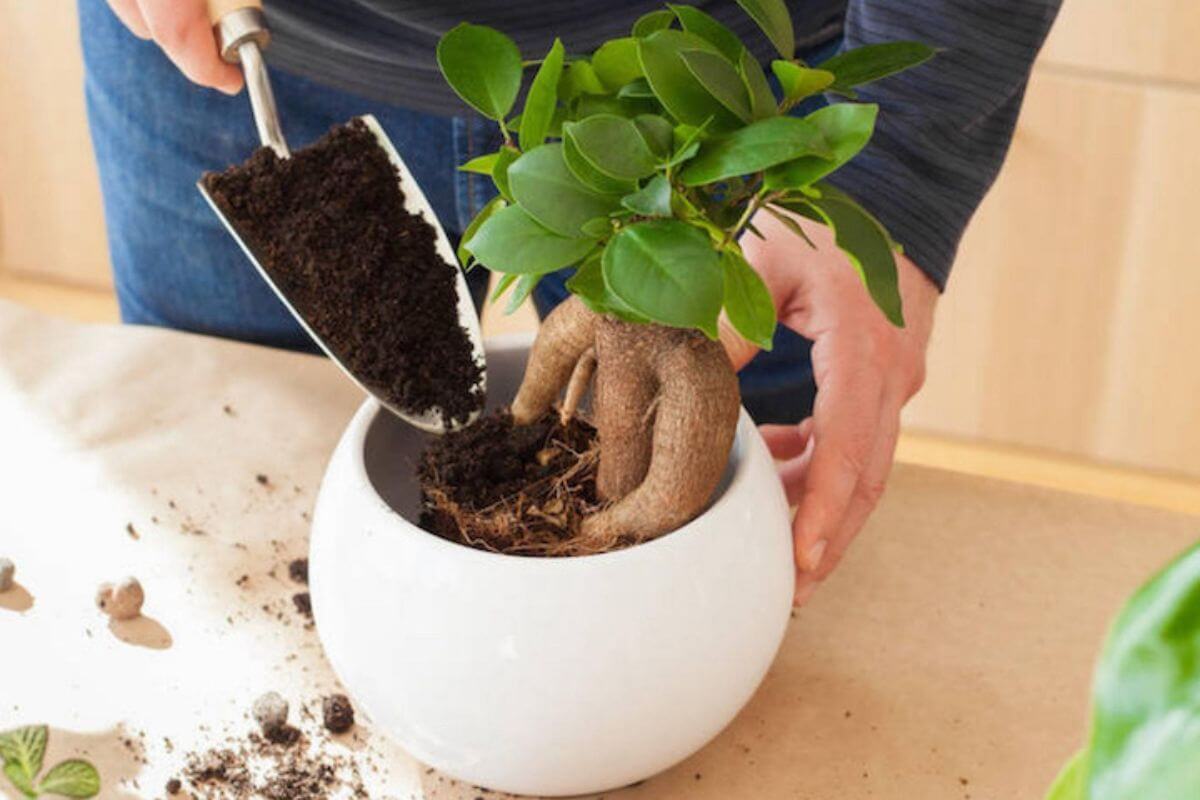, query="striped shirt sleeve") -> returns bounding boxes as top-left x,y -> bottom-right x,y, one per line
824,0 -> 1062,289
